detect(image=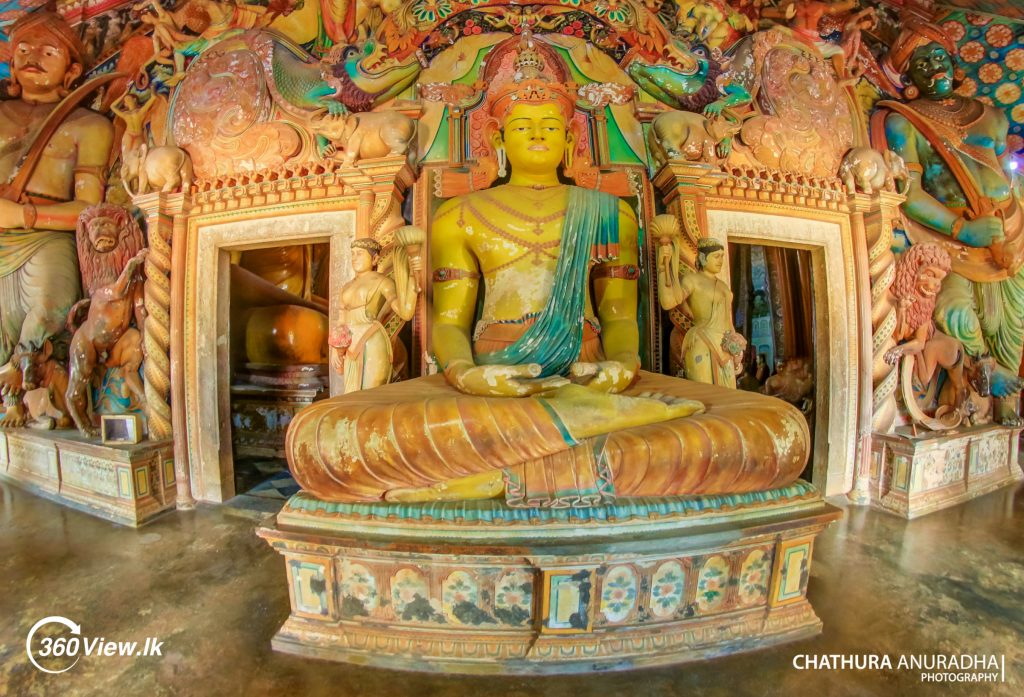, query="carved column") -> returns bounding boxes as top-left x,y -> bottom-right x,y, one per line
337,158 -> 417,243
652,163 -> 727,242
651,163 -> 728,373
846,190 -> 903,504
134,191 -> 195,510
337,158 -> 420,386
865,192 -> 903,433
